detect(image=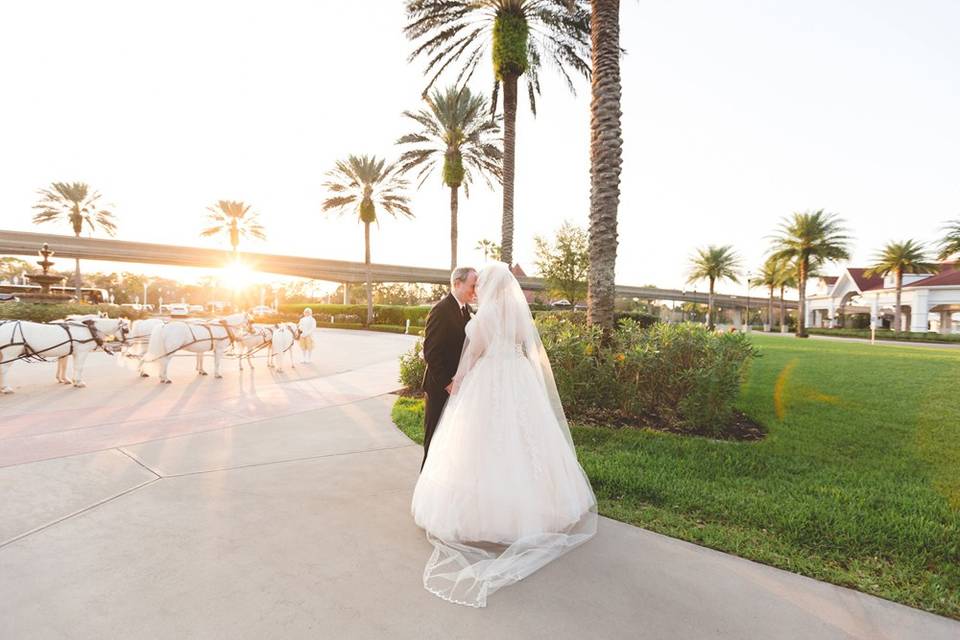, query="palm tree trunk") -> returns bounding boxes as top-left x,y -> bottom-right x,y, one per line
767,286 -> 774,332
894,269 -> 903,333
450,186 -> 459,271
500,72 -> 519,267
797,260 -> 808,338
586,0 -> 622,340
779,285 -> 786,332
364,222 -> 373,327
708,278 -> 715,330
73,257 -> 82,301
